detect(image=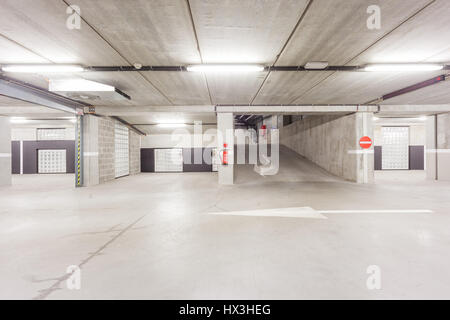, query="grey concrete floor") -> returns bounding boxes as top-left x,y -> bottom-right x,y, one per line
1,151 -> 450,300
